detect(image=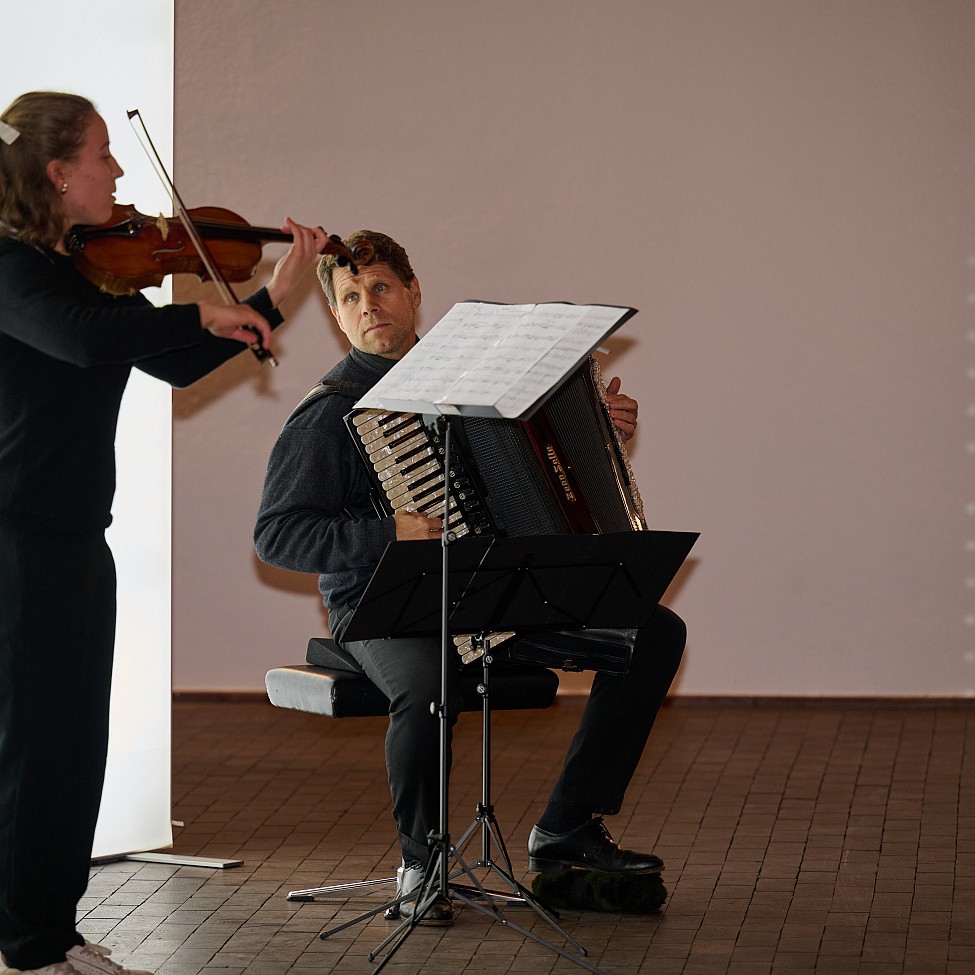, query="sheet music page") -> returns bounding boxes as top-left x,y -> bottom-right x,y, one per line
355,301 -> 635,418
